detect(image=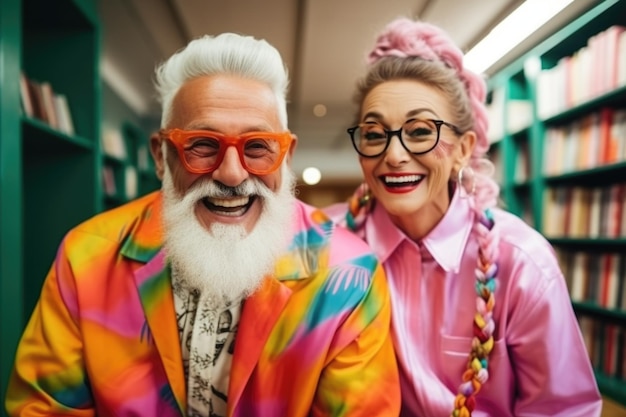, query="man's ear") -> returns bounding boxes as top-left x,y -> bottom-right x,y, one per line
149,132 -> 165,180
285,133 -> 298,164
